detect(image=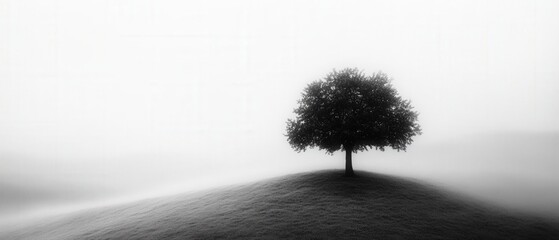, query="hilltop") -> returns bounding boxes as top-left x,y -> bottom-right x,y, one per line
2,170 -> 558,239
